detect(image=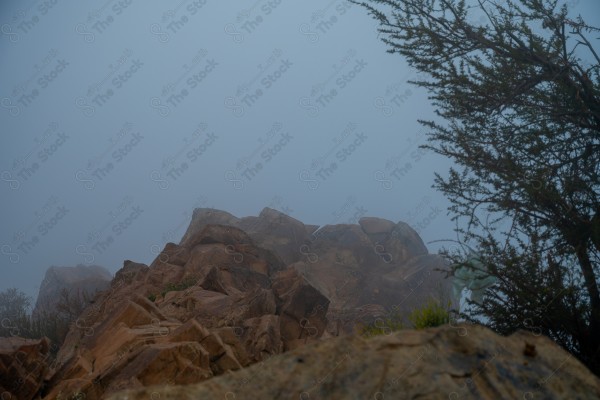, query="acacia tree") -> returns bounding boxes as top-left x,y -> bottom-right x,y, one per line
352,0 -> 600,374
